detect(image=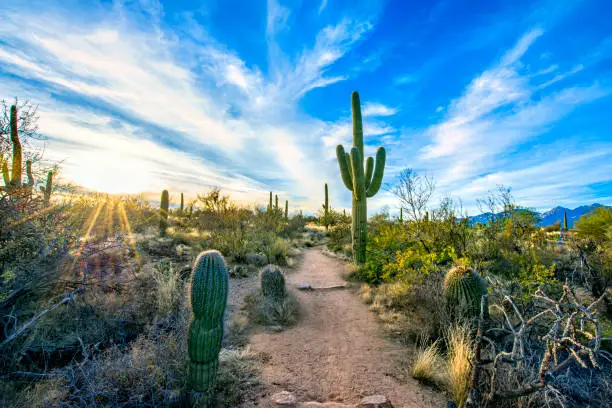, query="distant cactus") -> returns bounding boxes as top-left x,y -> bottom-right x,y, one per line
399,207 -> 403,223
275,194 -> 279,211
268,191 -> 273,212
323,183 -> 330,230
42,171 -> 53,205
285,200 -> 288,220
160,189 -> 169,236
2,105 -> 24,193
260,265 -> 286,299
180,192 -> 184,214
443,264 -> 488,318
563,211 -> 568,230
336,91 -> 386,264
9,105 -> 22,188
188,250 -> 229,394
